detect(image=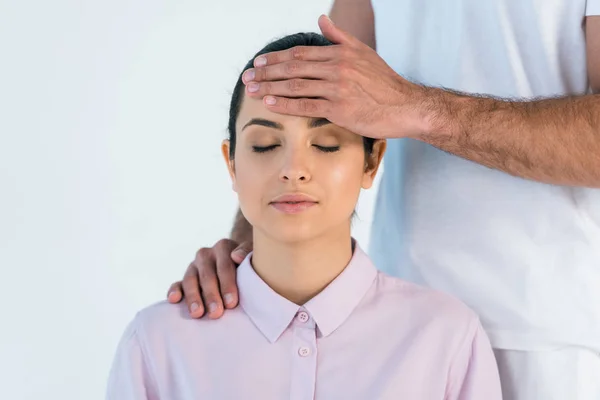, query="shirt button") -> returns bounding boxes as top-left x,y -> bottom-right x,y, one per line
297,311 -> 309,323
298,347 -> 311,357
